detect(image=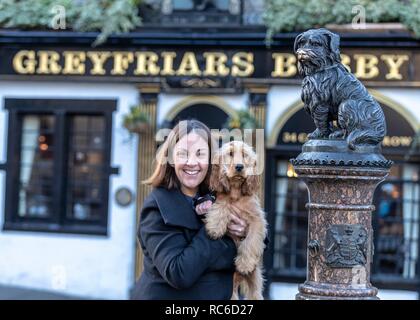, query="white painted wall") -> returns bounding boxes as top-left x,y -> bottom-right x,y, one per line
0,81 -> 139,299
374,87 -> 420,123
266,85 -> 301,135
